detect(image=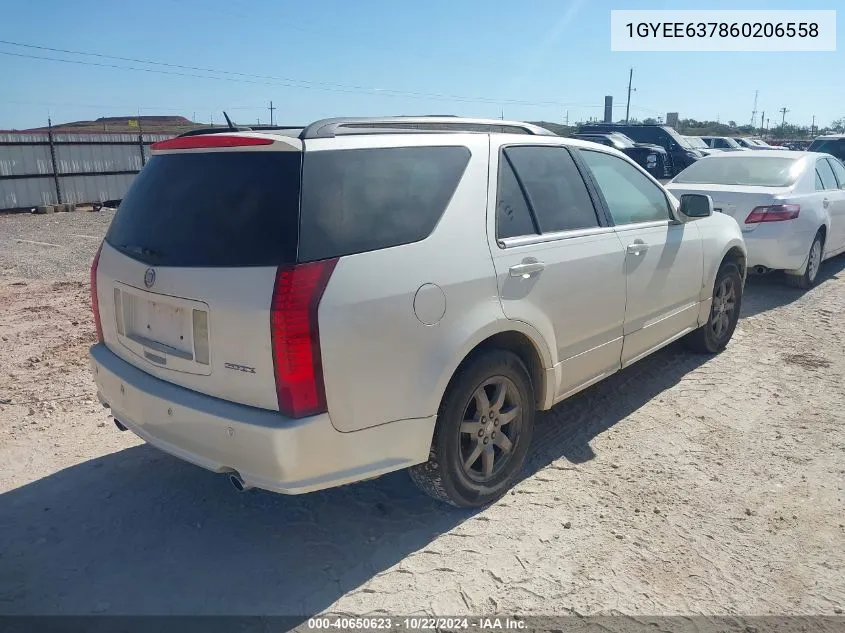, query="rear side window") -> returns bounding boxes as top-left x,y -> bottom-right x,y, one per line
503,146 -> 599,233
816,159 -> 837,190
496,158 -> 537,239
298,146 -> 470,262
106,151 -> 301,267
827,158 -> 845,188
